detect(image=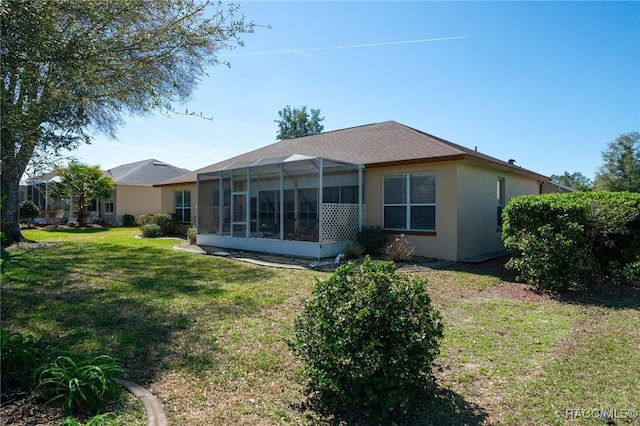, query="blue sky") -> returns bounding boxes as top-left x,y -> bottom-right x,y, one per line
72,1 -> 639,181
